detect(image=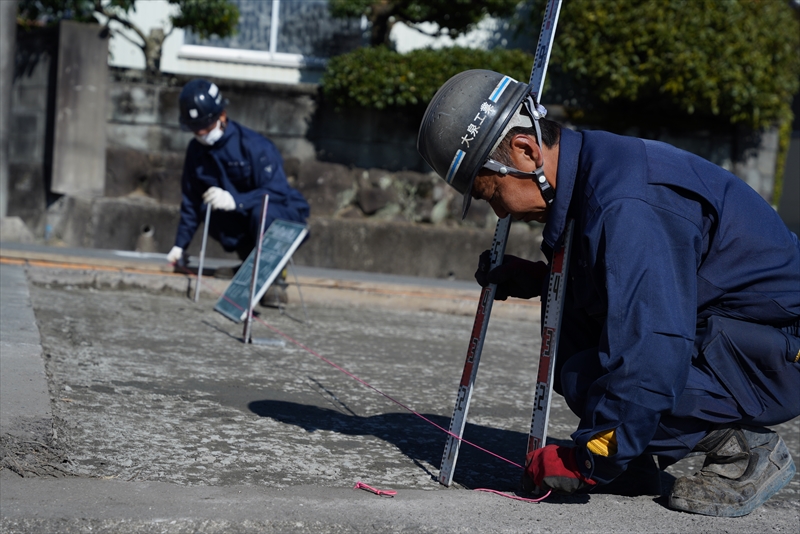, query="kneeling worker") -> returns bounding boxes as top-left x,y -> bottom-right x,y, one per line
417,69 -> 799,517
166,79 -> 310,306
